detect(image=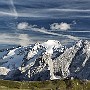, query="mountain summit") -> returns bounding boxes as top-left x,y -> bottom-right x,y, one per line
0,40 -> 90,81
